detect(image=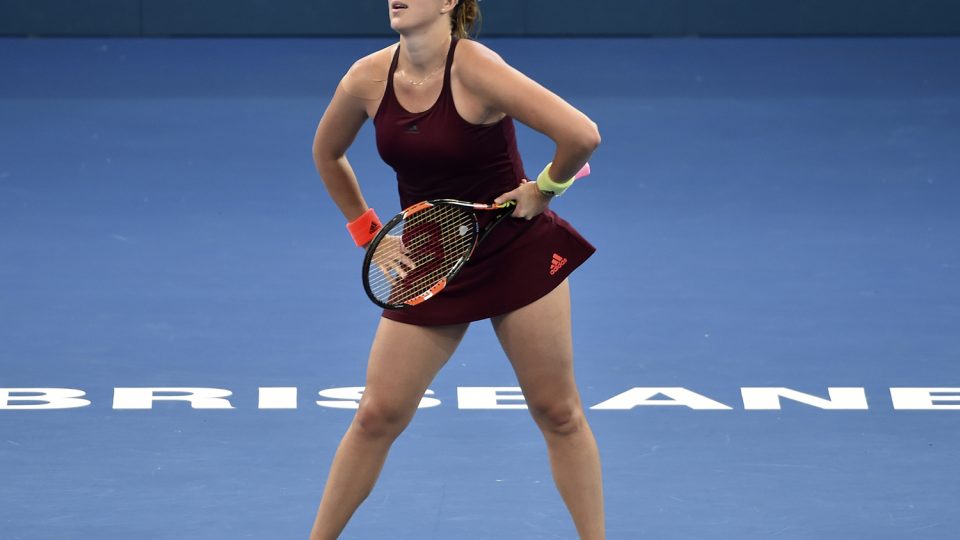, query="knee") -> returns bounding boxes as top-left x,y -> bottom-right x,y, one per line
528,399 -> 585,437
353,399 -> 413,440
